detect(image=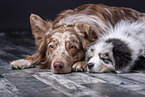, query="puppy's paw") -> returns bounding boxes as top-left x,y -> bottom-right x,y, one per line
72,61 -> 87,72
10,59 -> 32,69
